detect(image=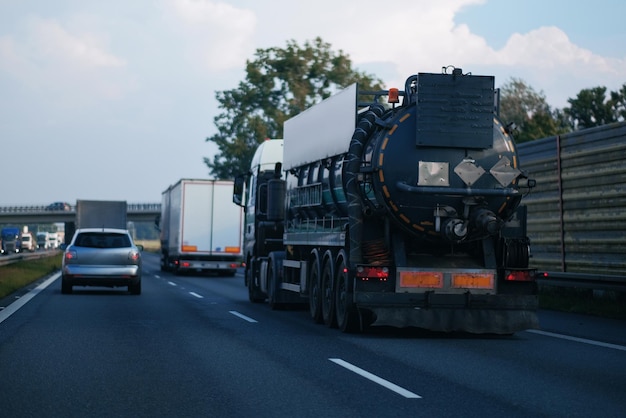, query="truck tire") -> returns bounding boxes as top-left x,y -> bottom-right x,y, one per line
160,251 -> 169,272
309,251 -> 323,324
247,264 -> 264,303
267,252 -> 284,310
335,251 -> 359,333
321,252 -> 337,328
